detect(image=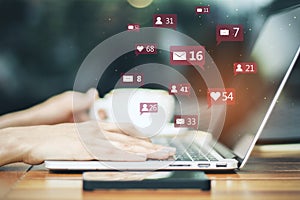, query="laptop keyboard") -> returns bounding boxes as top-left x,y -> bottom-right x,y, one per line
155,138 -> 219,162
175,145 -> 218,161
